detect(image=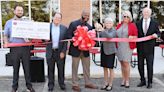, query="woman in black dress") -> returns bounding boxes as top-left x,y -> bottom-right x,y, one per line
95,17 -> 117,91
